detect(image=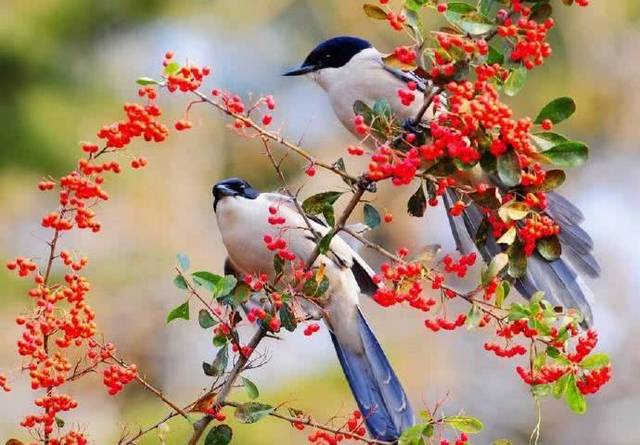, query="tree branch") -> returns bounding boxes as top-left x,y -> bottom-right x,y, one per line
187,328 -> 267,445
